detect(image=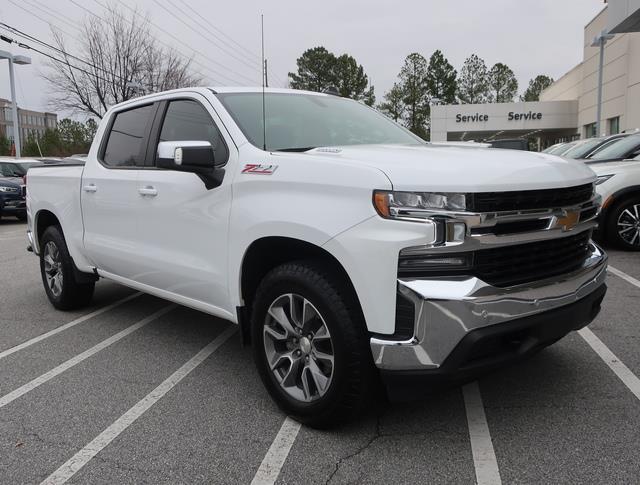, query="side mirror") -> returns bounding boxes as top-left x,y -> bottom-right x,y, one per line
157,140 -> 224,189
157,140 -> 215,172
